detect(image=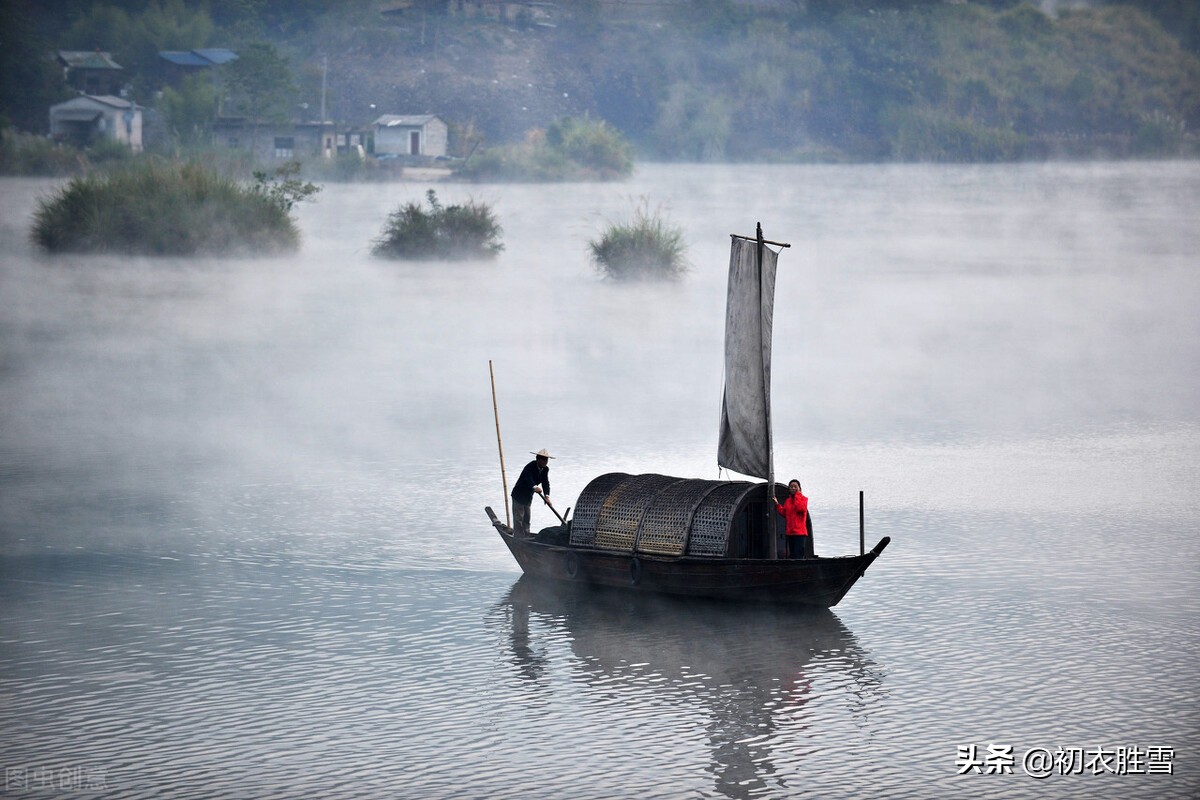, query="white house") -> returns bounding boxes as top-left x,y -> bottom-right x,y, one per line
50,95 -> 143,152
373,114 -> 448,158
